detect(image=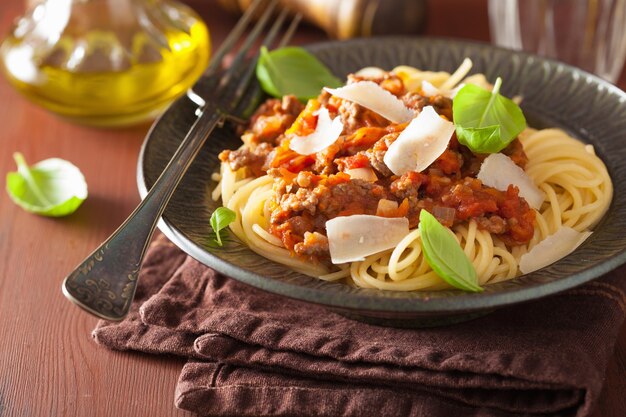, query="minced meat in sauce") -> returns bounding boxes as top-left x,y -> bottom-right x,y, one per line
219,73 -> 535,262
